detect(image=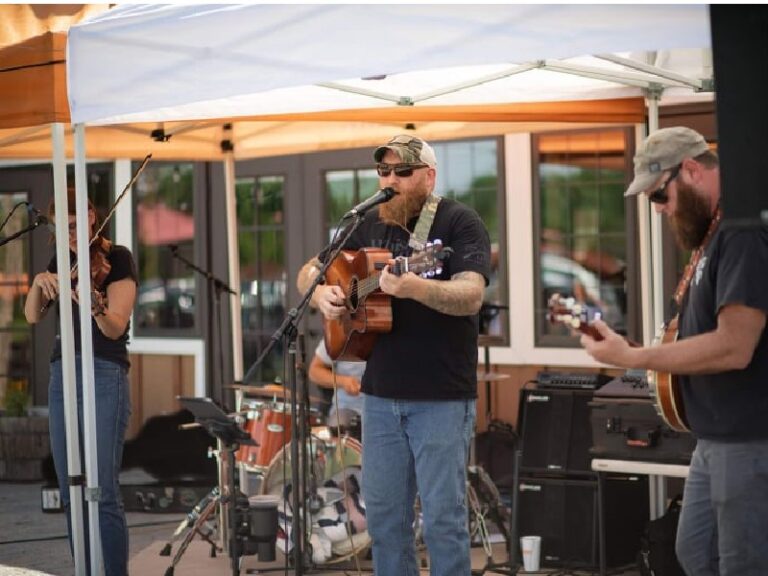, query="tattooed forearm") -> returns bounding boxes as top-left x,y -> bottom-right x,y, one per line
419,271 -> 485,316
